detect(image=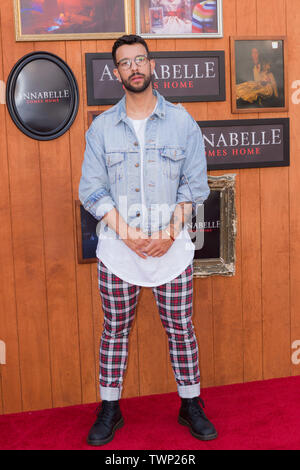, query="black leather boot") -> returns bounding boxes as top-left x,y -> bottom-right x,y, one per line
87,400 -> 124,446
178,397 -> 218,441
